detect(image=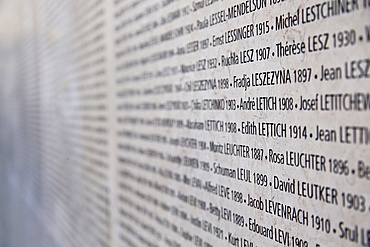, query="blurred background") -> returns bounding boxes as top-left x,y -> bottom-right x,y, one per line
0,1 -> 114,246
